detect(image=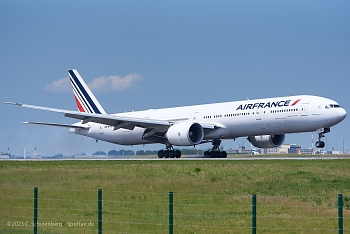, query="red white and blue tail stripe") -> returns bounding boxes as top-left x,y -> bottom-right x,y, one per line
68,70 -> 106,114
